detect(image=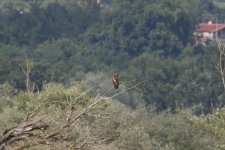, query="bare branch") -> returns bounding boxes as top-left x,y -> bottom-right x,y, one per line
74,136 -> 89,149
105,80 -> 146,100
0,119 -> 49,149
1,79 -> 146,150
72,80 -> 146,124
213,33 -> 225,91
